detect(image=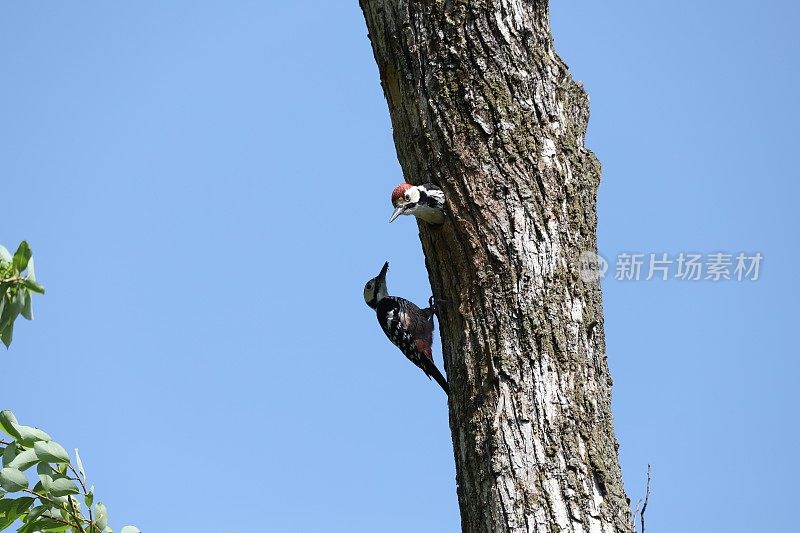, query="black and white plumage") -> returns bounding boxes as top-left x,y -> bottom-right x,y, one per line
389,183 -> 446,225
363,262 -> 449,395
